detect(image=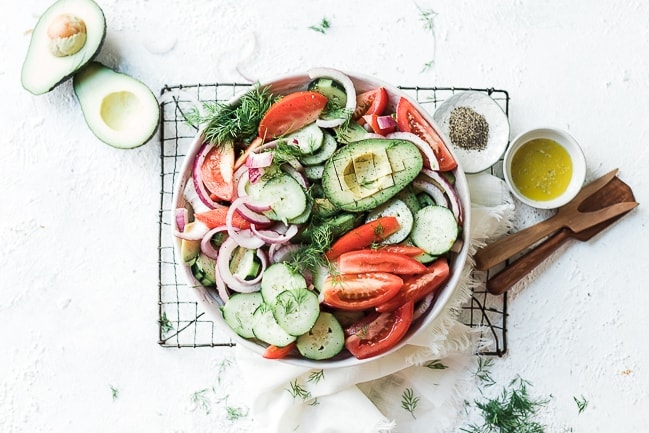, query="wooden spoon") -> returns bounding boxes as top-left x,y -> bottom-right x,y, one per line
486,176 -> 637,295
474,169 -> 638,271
